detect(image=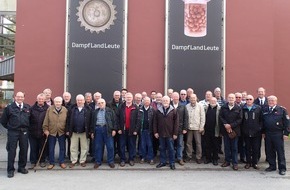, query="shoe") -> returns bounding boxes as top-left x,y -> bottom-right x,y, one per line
129,160 -> 135,166
244,164 -> 251,169
265,167 -> 276,172
213,160 -> 218,166
40,162 -> 46,168
47,164 -> 55,170
156,163 -> 166,168
221,162 -> 230,167
204,159 -> 211,164
170,164 -> 176,170
69,163 -> 76,168
7,171 -> 14,178
185,158 -> 192,163
80,162 -> 86,167
178,160 -> 185,166
196,159 -> 202,164
233,165 -> 238,170
279,170 -> 286,175
109,163 -> 115,168
252,164 -> 259,170
18,168 -> 29,174
149,160 -> 155,165
60,163 -> 67,169
218,150 -> 223,154
94,164 -> 100,169
29,164 -> 36,169
240,159 -> 246,164
120,161 -> 125,167
140,159 -> 145,164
